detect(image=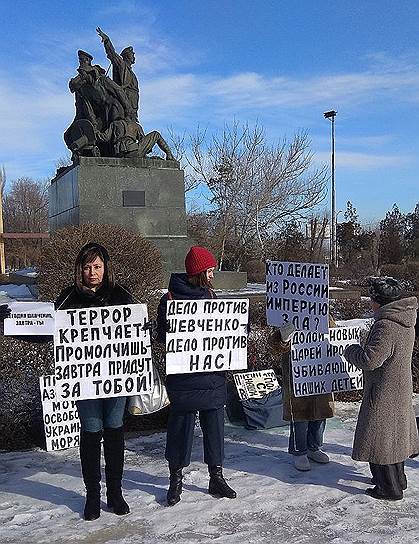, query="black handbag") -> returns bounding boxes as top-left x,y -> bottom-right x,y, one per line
241,388 -> 285,430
